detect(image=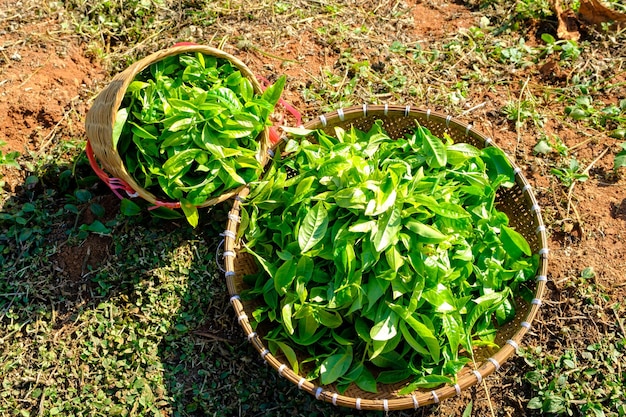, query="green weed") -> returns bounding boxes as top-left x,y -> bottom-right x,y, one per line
615,142 -> 626,173
522,267 -> 625,416
0,141 -> 20,190
550,158 -> 589,188
534,134 -> 570,156
566,96 -> 626,131
523,336 -> 626,416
